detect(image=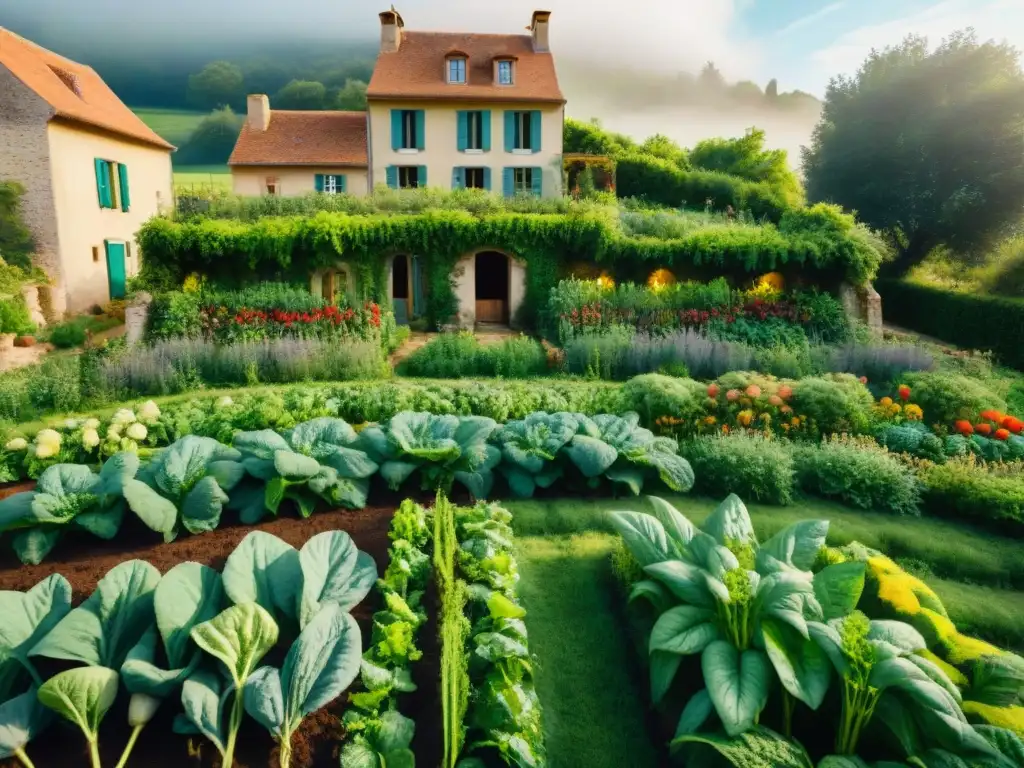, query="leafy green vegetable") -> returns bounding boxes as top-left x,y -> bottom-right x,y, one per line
340,710 -> 416,768
37,667 -> 119,768
493,412 -> 579,498
0,575 -> 71,698
0,688 -> 51,767
673,726 -> 813,768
